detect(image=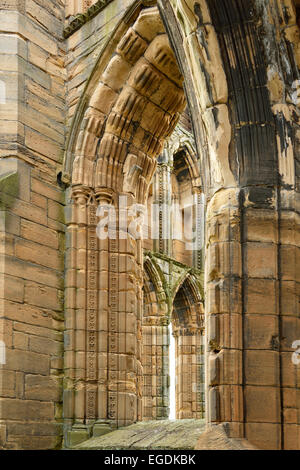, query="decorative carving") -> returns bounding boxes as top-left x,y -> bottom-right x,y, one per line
66,5 -> 195,430
117,28 -> 148,65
